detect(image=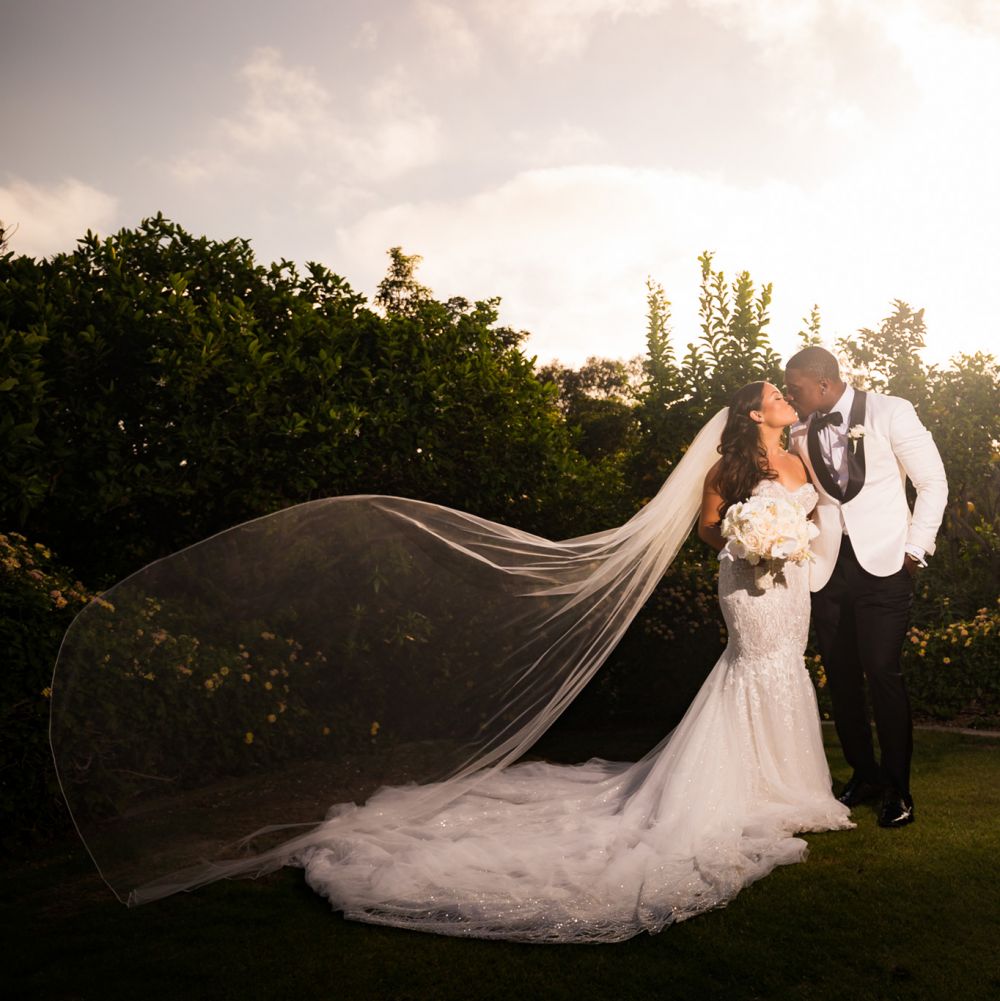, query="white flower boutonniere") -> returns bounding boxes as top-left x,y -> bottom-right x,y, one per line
846,424 -> 865,453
